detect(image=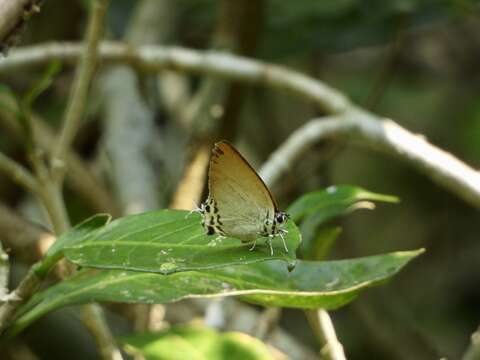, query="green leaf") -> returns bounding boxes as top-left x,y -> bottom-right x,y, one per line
288,185 -> 398,257
36,214 -> 111,276
303,226 -> 342,260
11,249 -> 423,334
62,210 -> 300,275
120,325 -> 275,360
288,185 -> 398,223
